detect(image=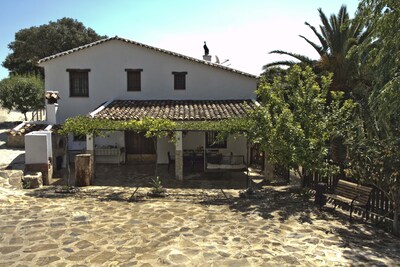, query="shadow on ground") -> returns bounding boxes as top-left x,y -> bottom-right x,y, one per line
23,172 -> 400,266
52,163 -> 253,190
